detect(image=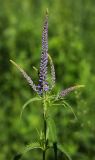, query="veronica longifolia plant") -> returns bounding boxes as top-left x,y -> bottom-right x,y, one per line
11,9 -> 84,160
